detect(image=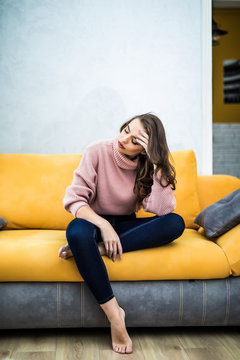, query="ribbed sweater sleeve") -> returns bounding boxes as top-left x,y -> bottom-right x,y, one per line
62,145 -> 98,217
142,172 -> 176,216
